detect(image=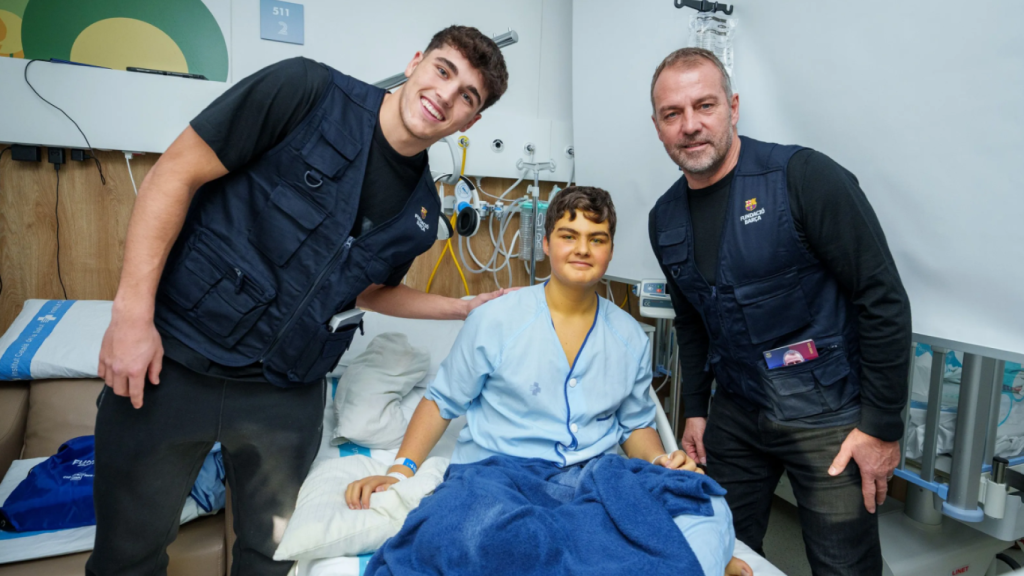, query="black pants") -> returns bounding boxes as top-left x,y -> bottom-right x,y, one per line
86,356 -> 325,576
704,392 -> 882,576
